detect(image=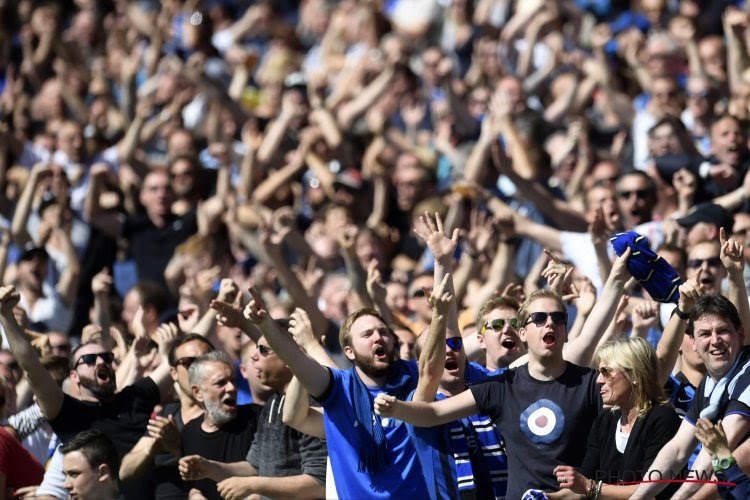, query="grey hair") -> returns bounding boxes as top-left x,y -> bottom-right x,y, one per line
188,351 -> 234,387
